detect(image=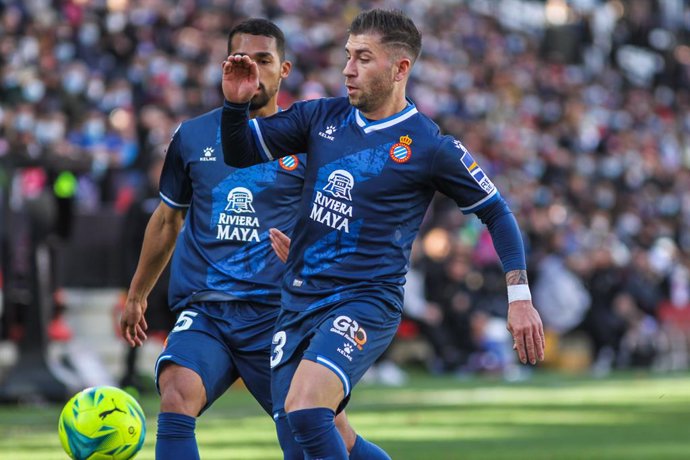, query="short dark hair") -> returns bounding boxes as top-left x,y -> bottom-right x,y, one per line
227,18 -> 286,60
348,9 -> 422,63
